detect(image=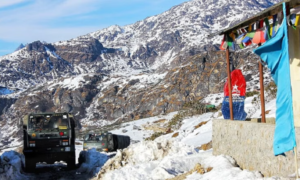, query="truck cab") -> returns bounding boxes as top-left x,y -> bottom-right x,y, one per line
83,131 -> 130,152
83,131 -> 114,152
22,112 -> 77,171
